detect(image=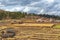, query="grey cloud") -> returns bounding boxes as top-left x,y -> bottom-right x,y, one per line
0,0 -> 60,15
